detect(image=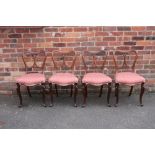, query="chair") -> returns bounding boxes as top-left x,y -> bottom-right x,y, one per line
16,51 -> 47,107
112,51 -> 145,107
81,50 -> 112,107
48,50 -> 78,107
